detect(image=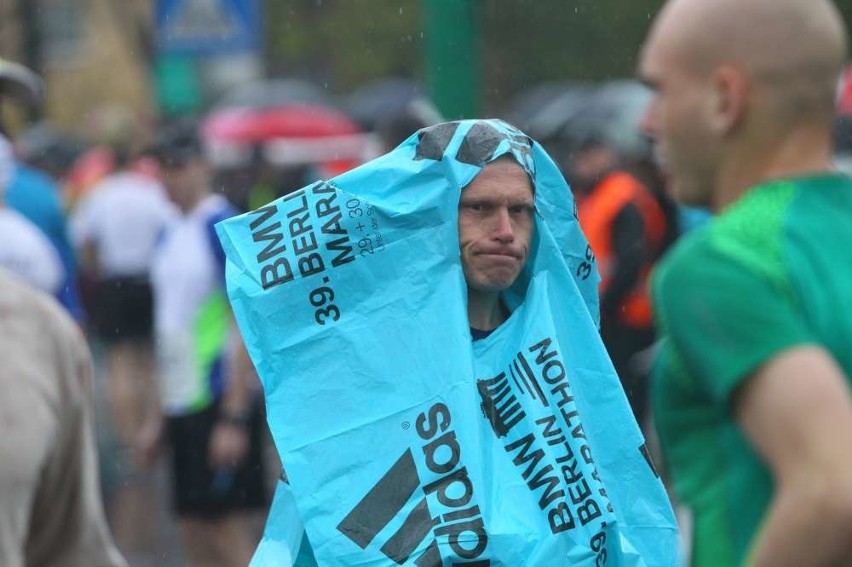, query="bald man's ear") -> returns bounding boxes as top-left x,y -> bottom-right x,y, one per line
710,65 -> 748,135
